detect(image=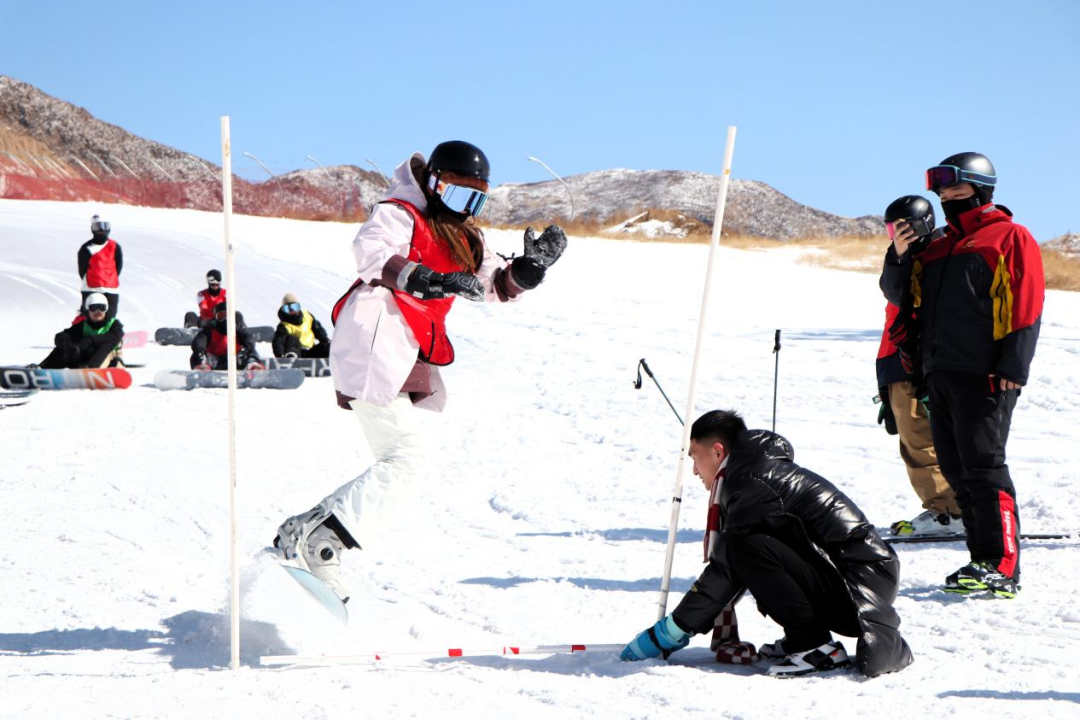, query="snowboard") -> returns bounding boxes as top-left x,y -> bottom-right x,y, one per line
886,532 -> 1073,545
279,562 -> 349,624
153,368 -> 305,390
264,356 -> 331,377
0,388 -> 38,407
155,326 -> 276,345
123,330 -> 148,349
0,367 -> 132,390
